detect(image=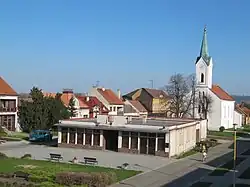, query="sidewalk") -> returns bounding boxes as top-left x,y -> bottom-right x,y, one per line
111,142 -> 234,187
